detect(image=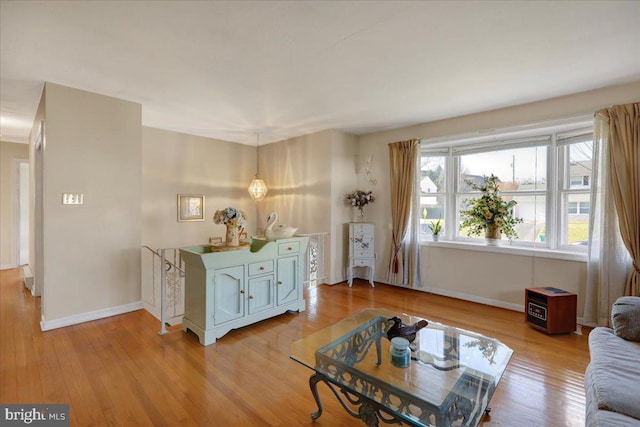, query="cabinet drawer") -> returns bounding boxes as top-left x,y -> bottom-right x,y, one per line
354,249 -> 374,258
352,258 -> 374,267
278,241 -> 300,255
248,260 -> 274,276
